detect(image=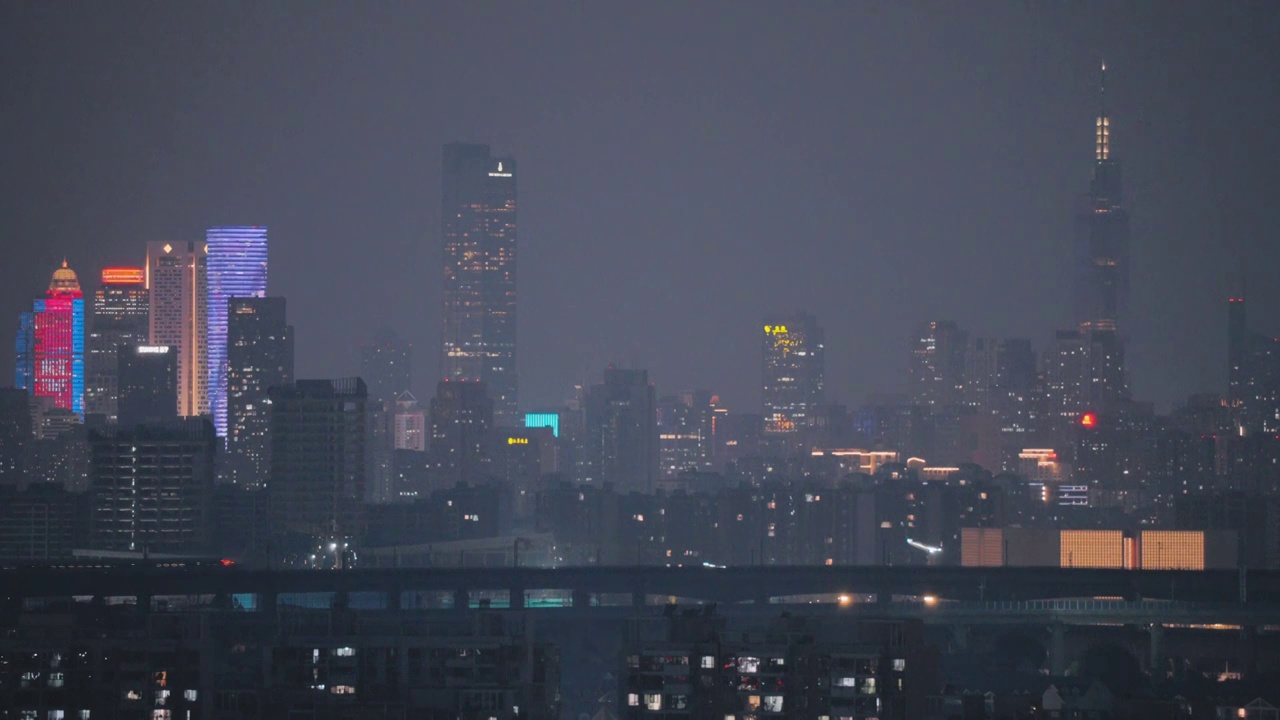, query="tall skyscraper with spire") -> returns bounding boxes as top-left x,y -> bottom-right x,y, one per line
441,143 -> 518,426
206,226 -> 268,436
1075,61 -> 1130,332
148,241 -> 208,418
